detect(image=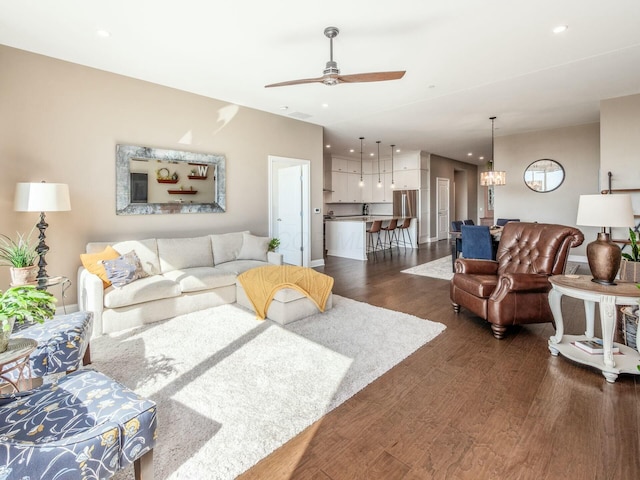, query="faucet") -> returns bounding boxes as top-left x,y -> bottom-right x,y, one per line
362,203 -> 369,216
